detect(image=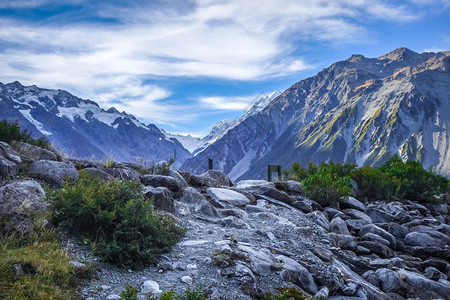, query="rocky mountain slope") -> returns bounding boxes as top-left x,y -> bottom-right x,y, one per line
181,48 -> 450,180
0,81 -> 192,167
2,140 -> 449,300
